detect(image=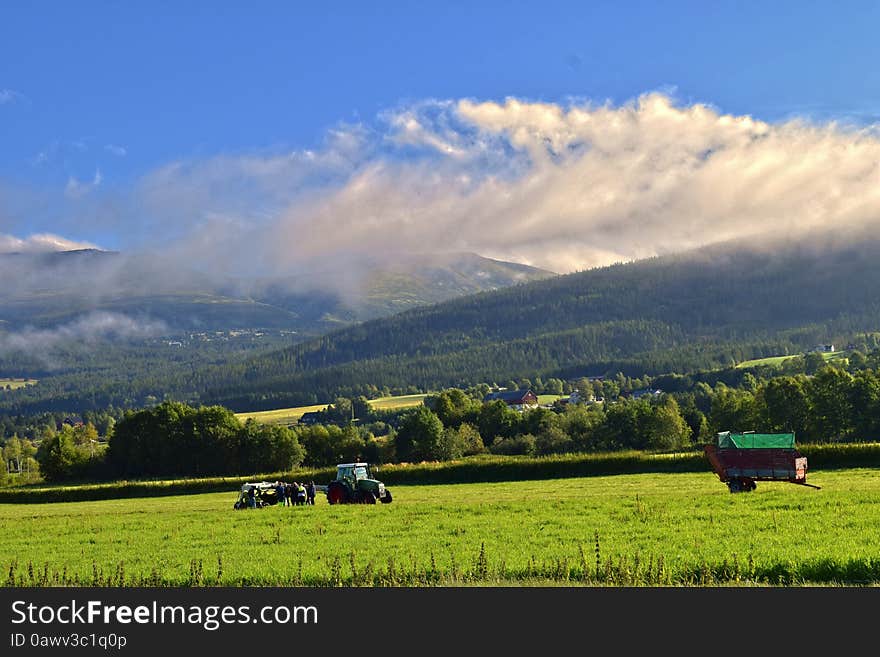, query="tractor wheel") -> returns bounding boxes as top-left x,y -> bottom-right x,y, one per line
380,490 -> 393,504
327,482 -> 348,505
362,491 -> 377,504
727,479 -> 742,493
